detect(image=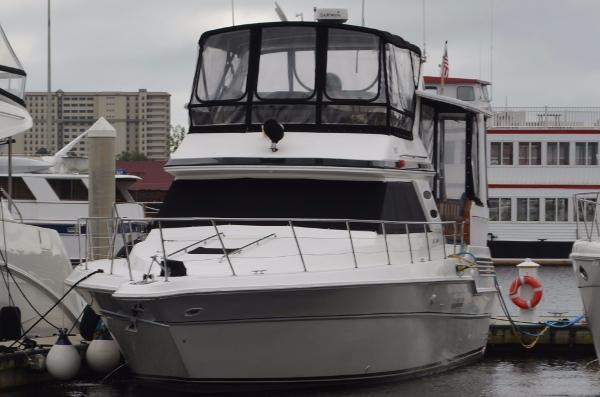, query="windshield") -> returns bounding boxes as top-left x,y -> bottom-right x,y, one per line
196,29 -> 250,102
0,25 -> 25,103
257,27 -> 316,99
325,29 -> 380,101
